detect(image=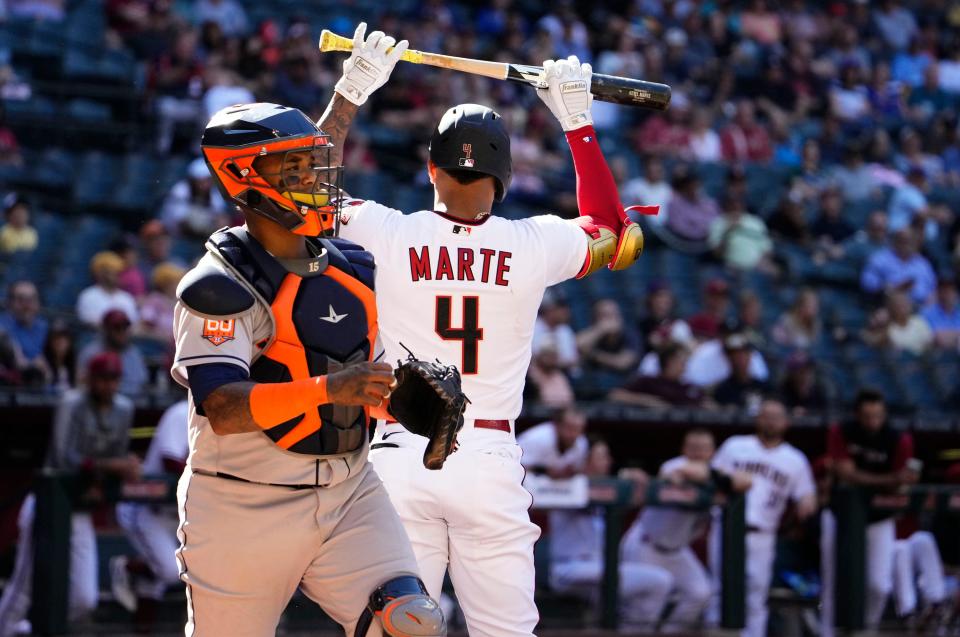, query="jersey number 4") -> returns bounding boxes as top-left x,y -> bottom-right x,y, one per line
435,296 -> 483,374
